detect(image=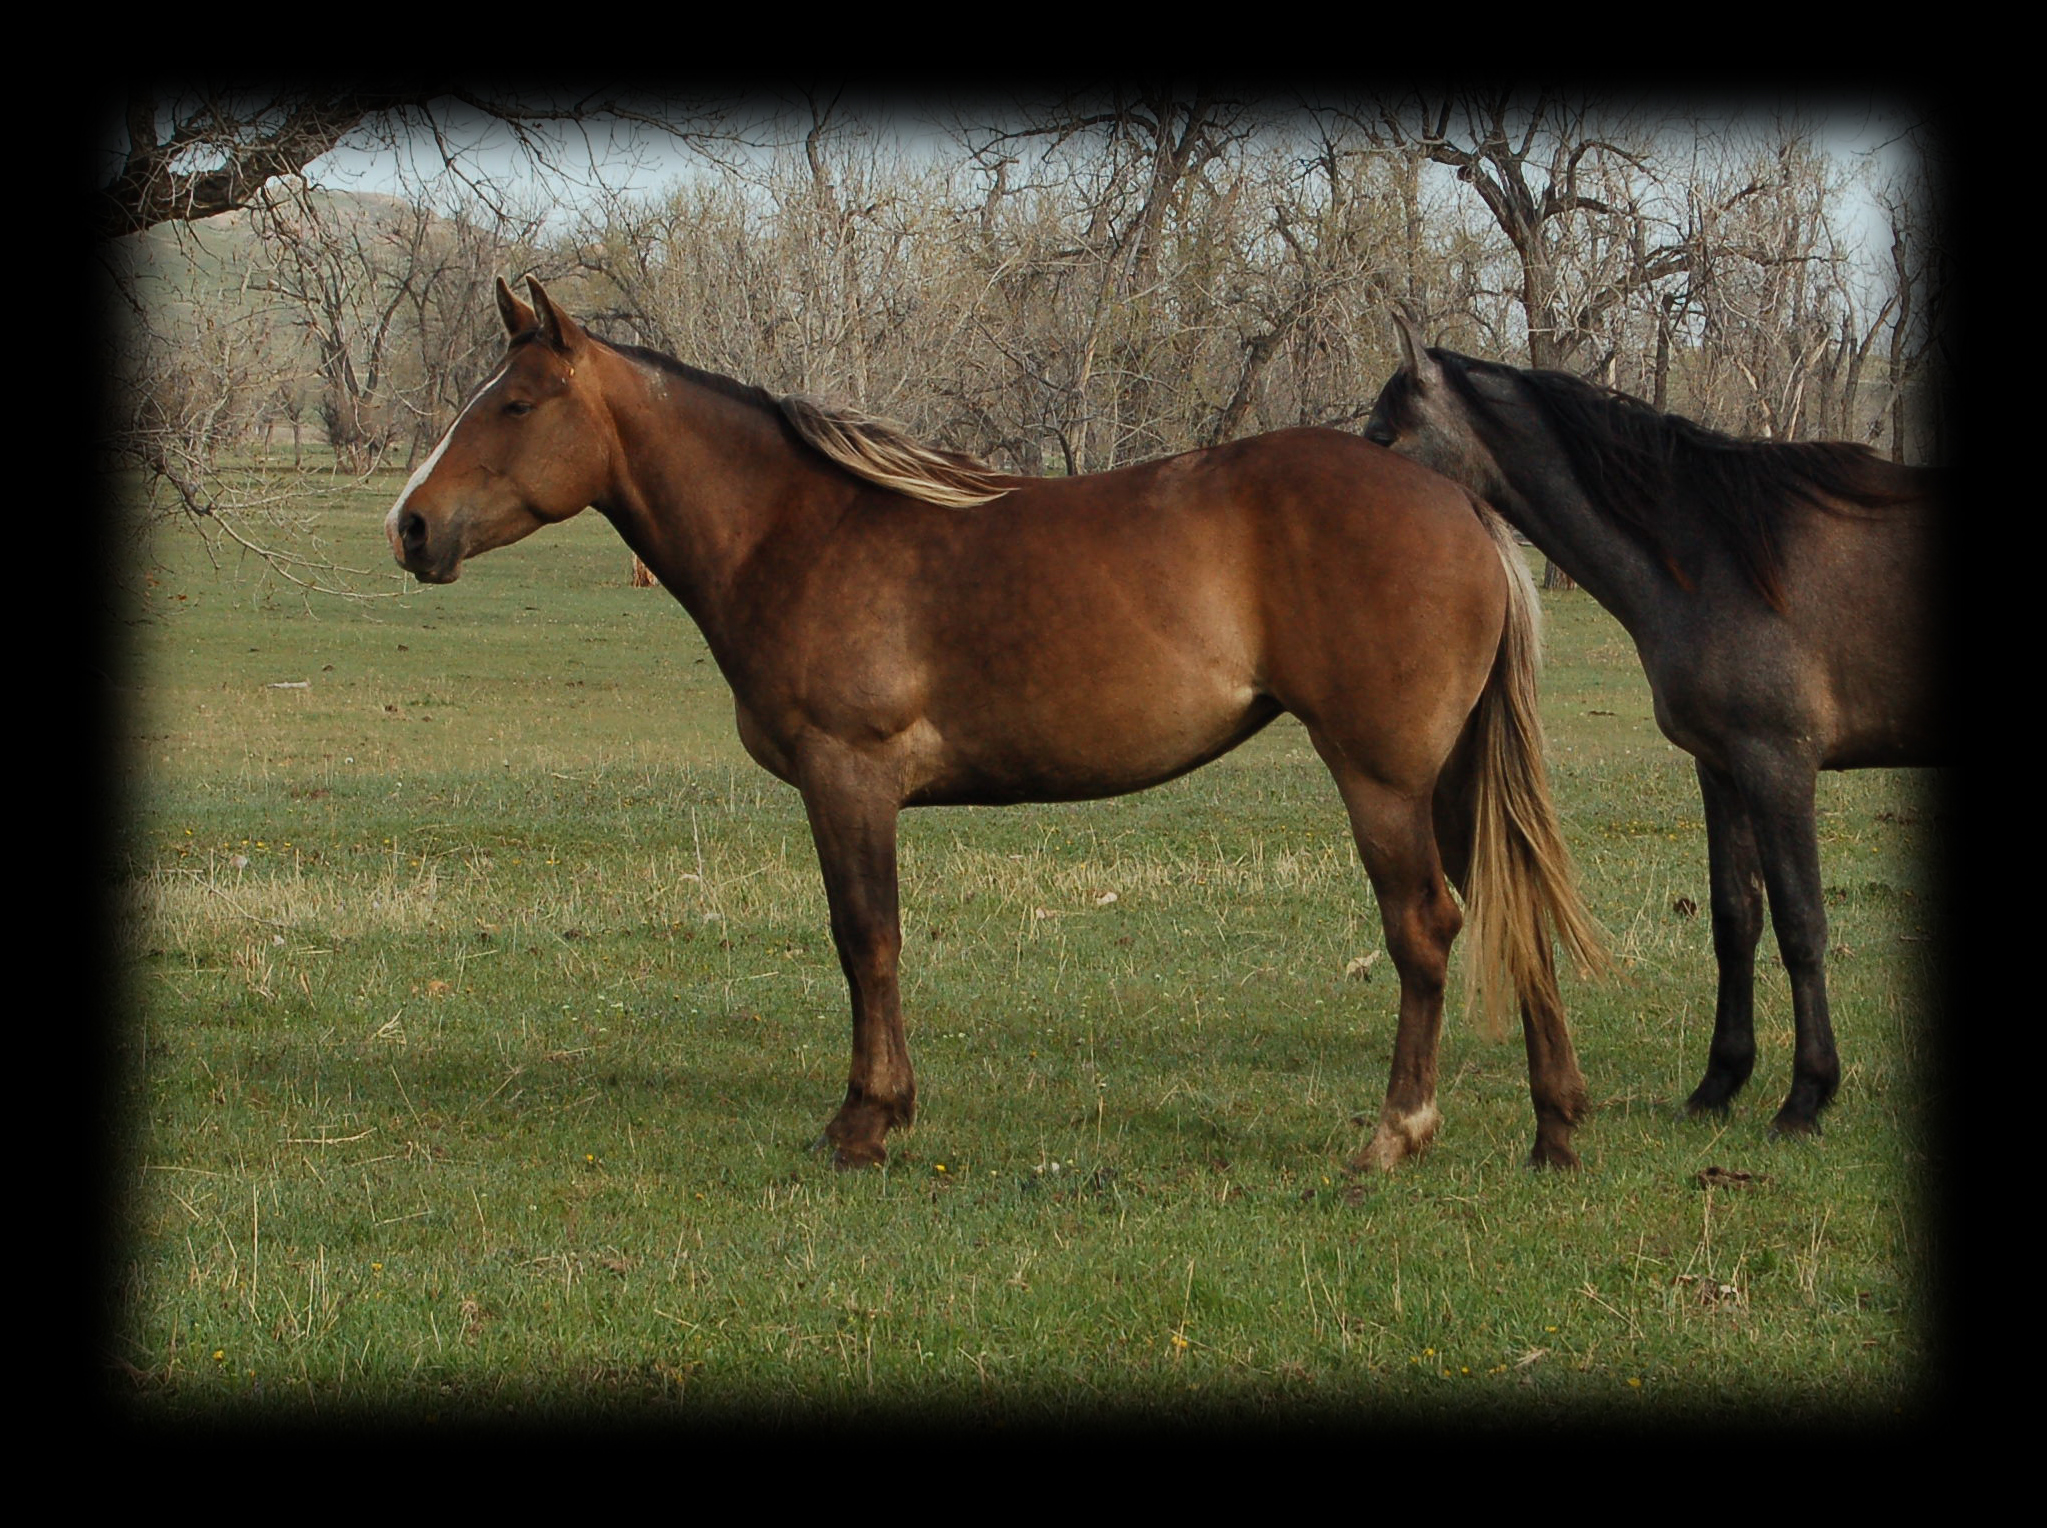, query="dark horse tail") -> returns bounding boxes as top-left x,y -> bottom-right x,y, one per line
1454,504 -> 1608,1057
